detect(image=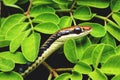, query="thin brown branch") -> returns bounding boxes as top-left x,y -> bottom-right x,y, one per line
55,68 -> 73,72
42,62 -> 59,77
24,0 -> 32,16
